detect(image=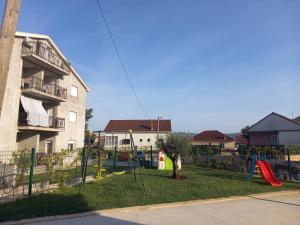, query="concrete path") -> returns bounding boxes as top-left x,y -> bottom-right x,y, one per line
4,191 -> 300,225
